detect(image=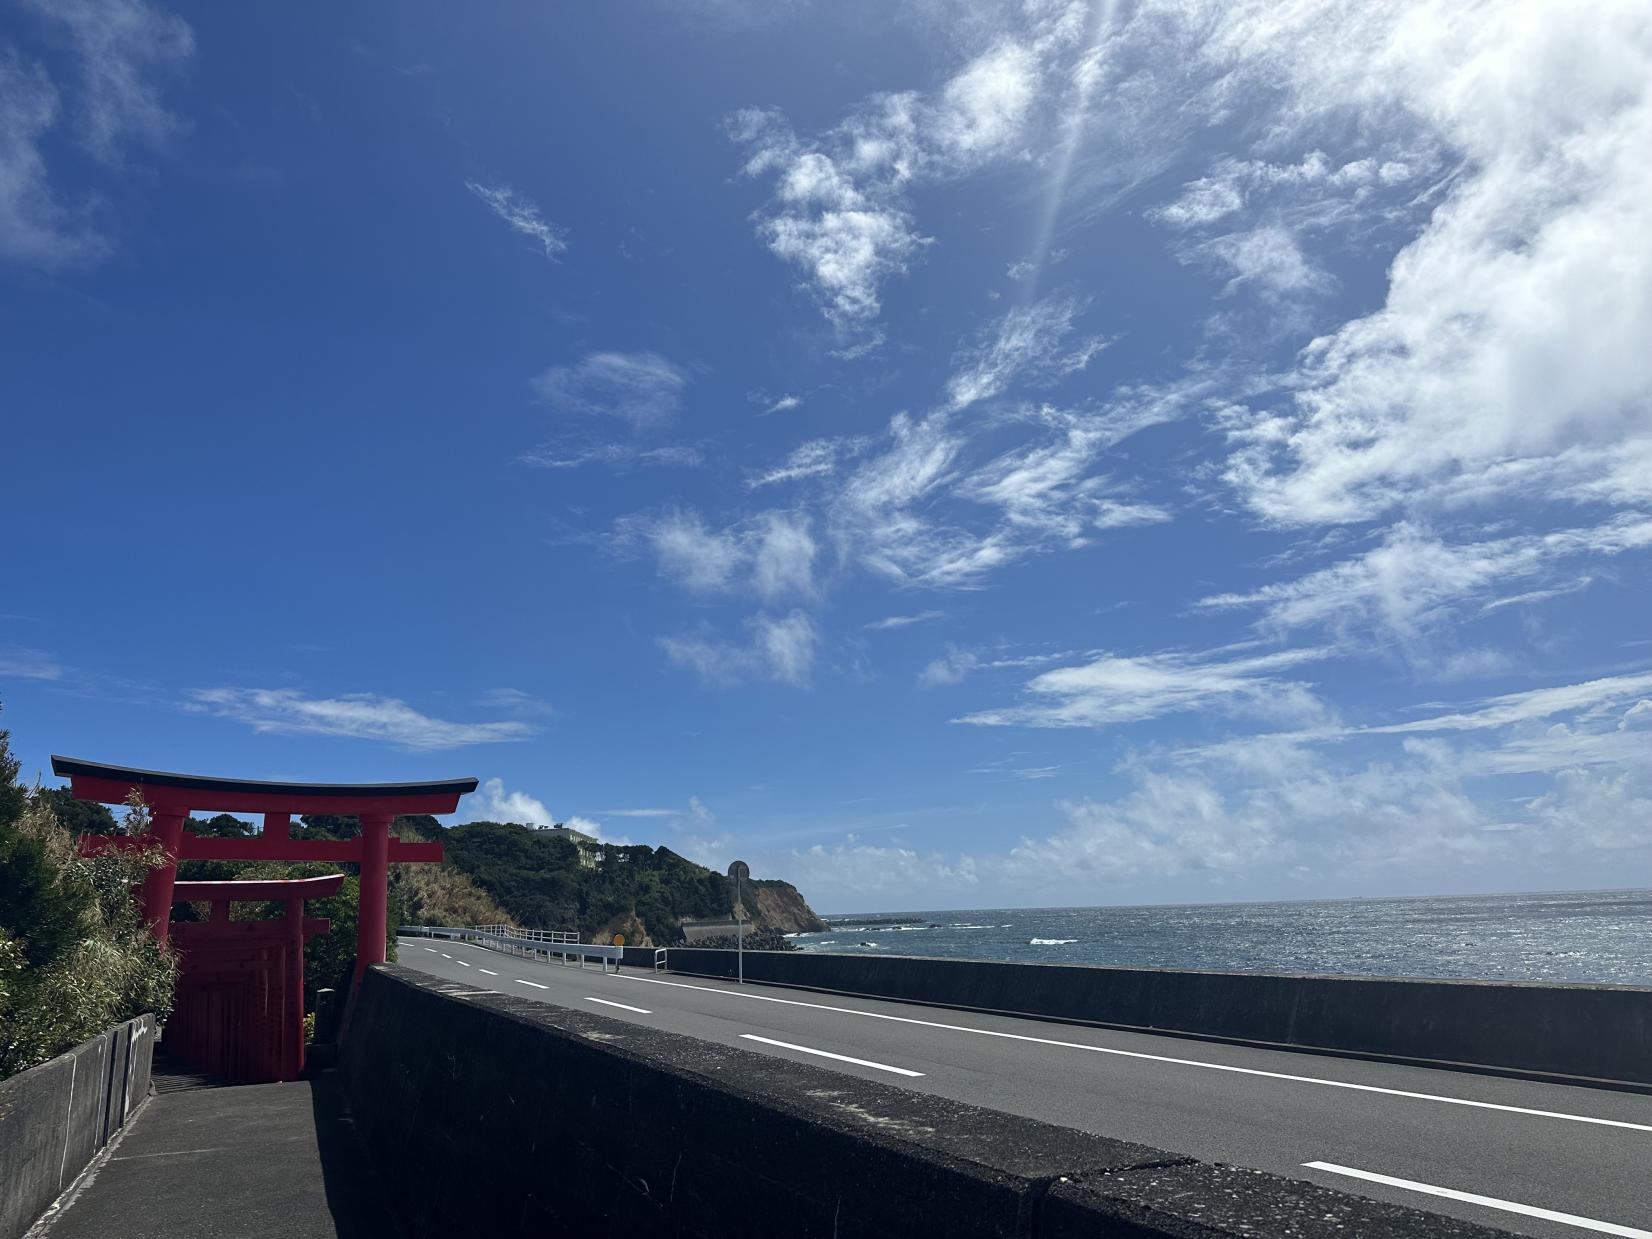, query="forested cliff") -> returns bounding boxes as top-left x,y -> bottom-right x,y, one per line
391,816 -> 825,945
